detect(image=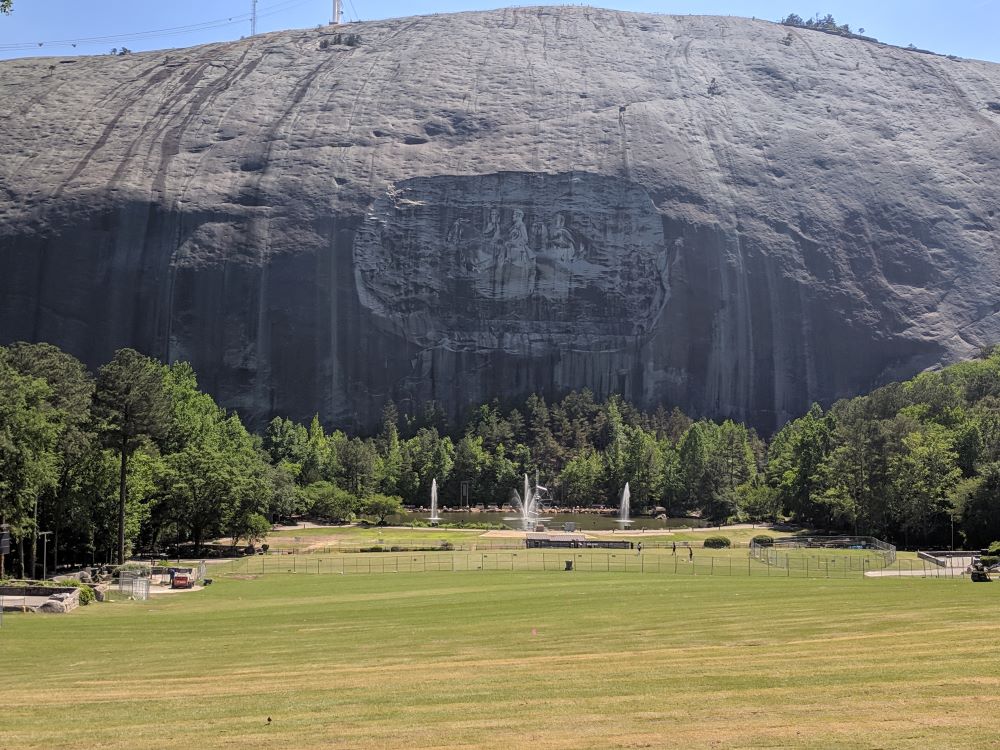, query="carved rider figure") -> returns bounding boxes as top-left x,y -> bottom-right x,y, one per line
549,213 -> 577,262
